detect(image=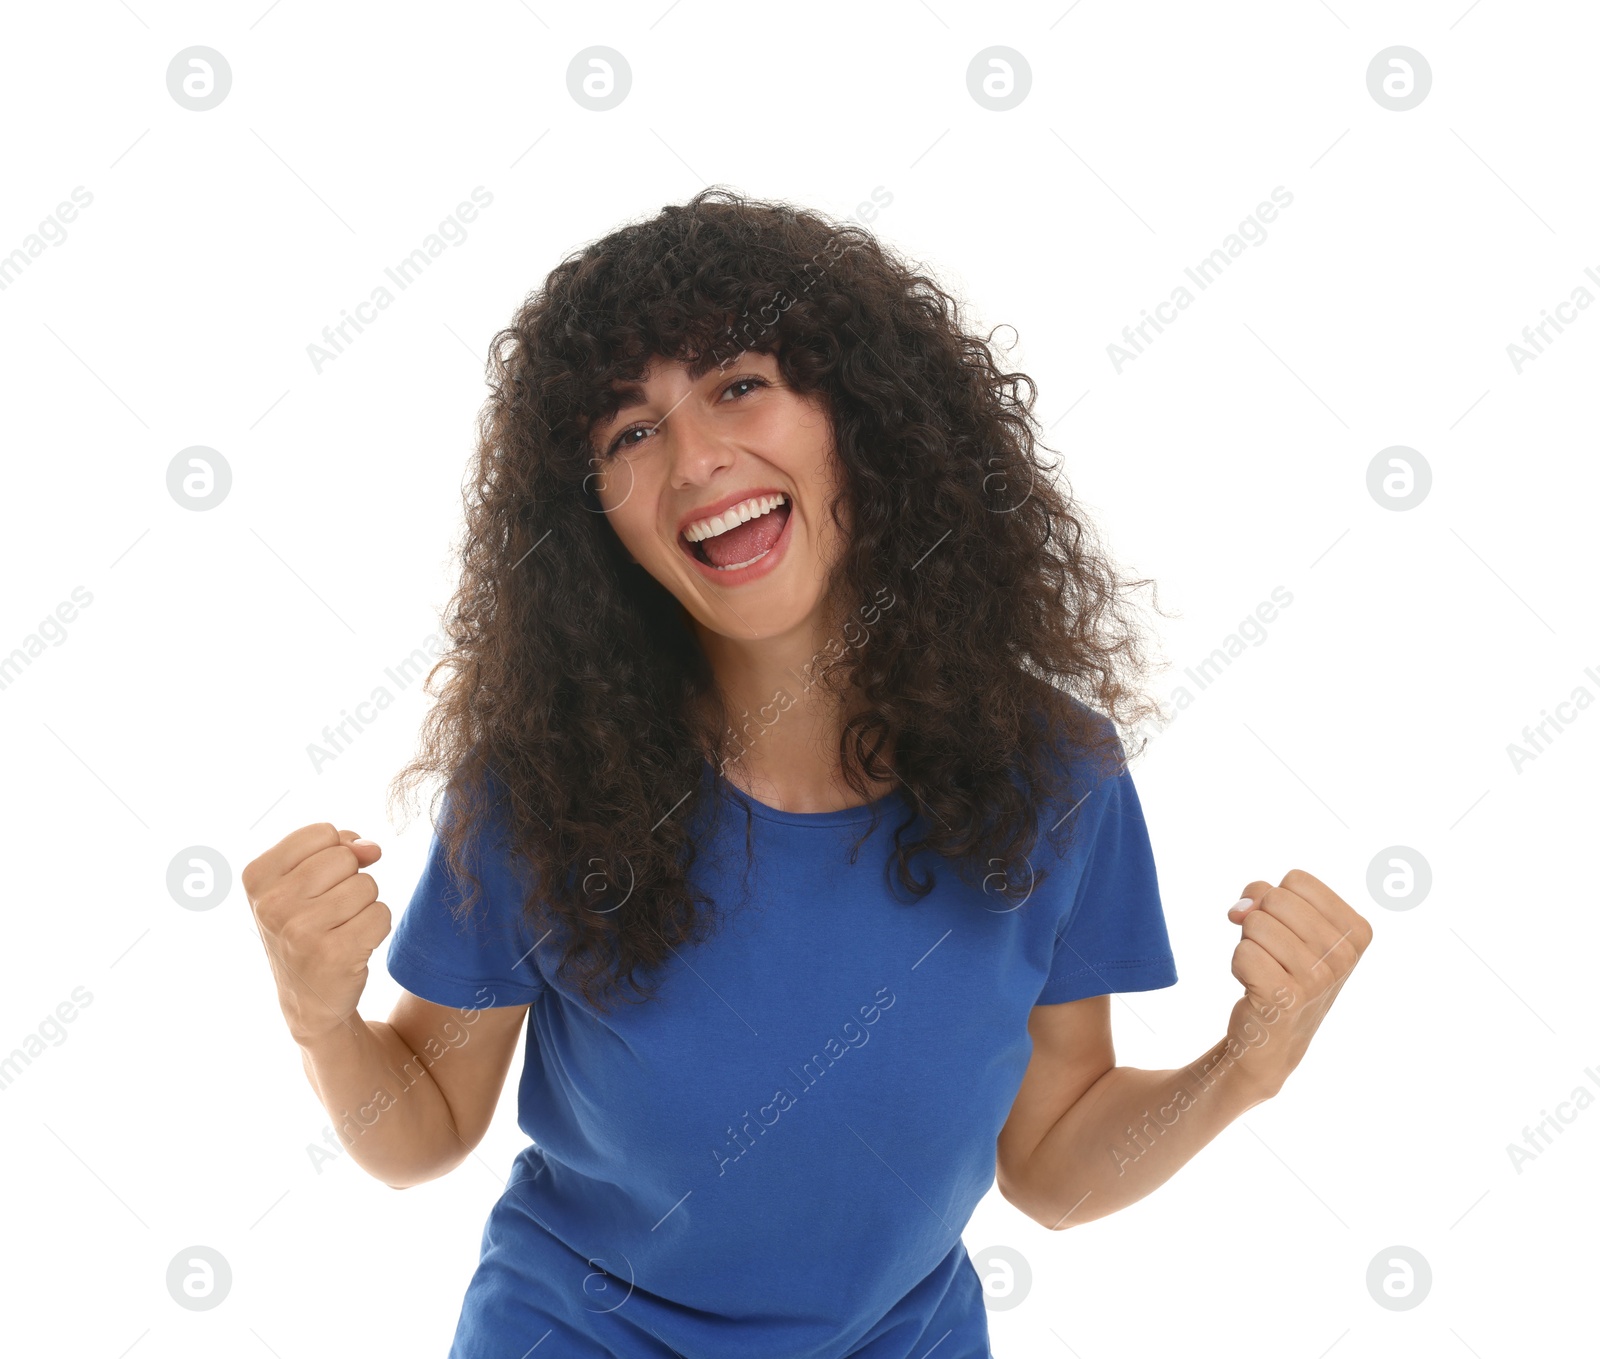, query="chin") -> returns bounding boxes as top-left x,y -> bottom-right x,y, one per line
687,590 -> 819,640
